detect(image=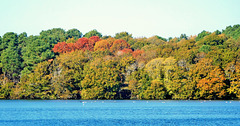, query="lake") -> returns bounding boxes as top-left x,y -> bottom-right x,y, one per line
0,100 -> 239,126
